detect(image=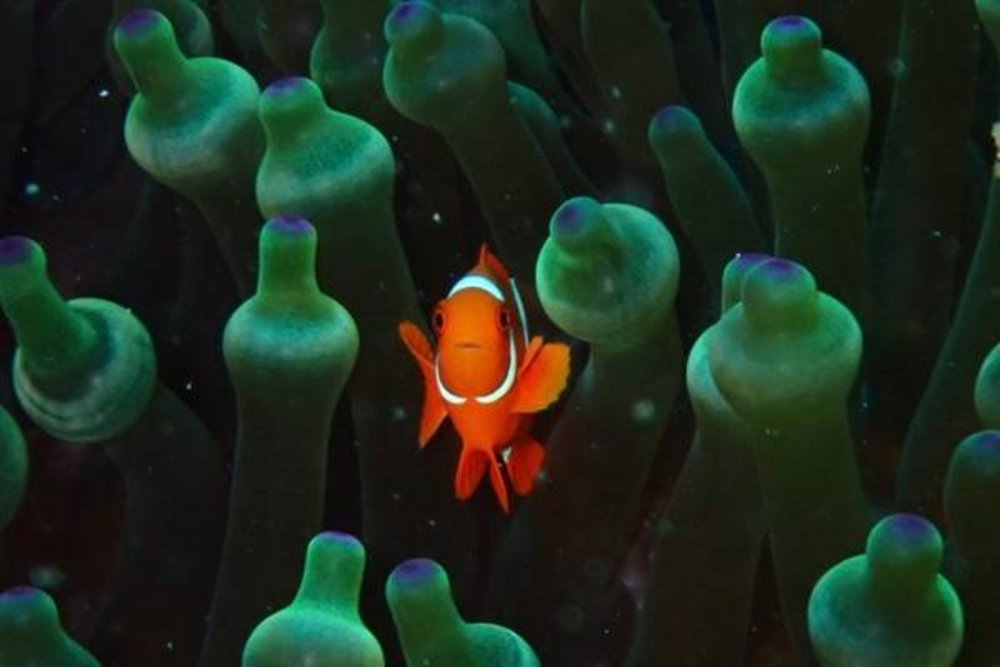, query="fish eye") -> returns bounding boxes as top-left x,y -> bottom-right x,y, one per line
498,309 -> 511,331
432,309 -> 446,333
